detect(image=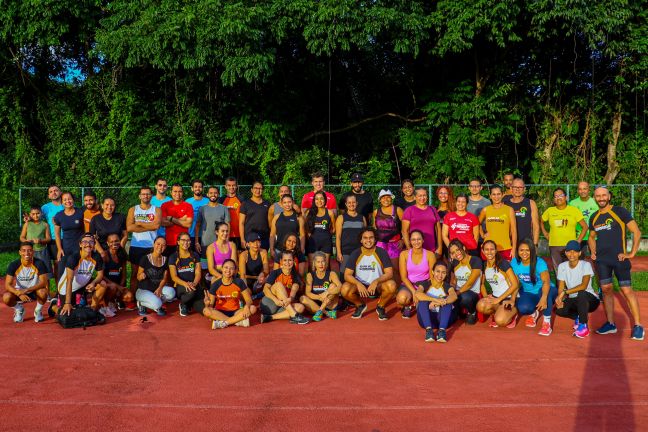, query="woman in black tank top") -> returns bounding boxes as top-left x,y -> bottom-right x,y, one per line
301,252 -> 342,321
305,191 -> 336,260
239,233 -> 269,297
270,194 -> 305,254
335,194 -> 367,266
